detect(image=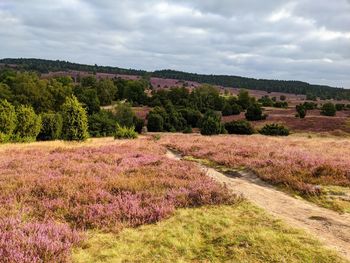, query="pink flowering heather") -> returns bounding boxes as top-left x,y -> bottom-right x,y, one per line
0,138 -> 236,262
0,217 -> 81,263
161,134 -> 350,195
